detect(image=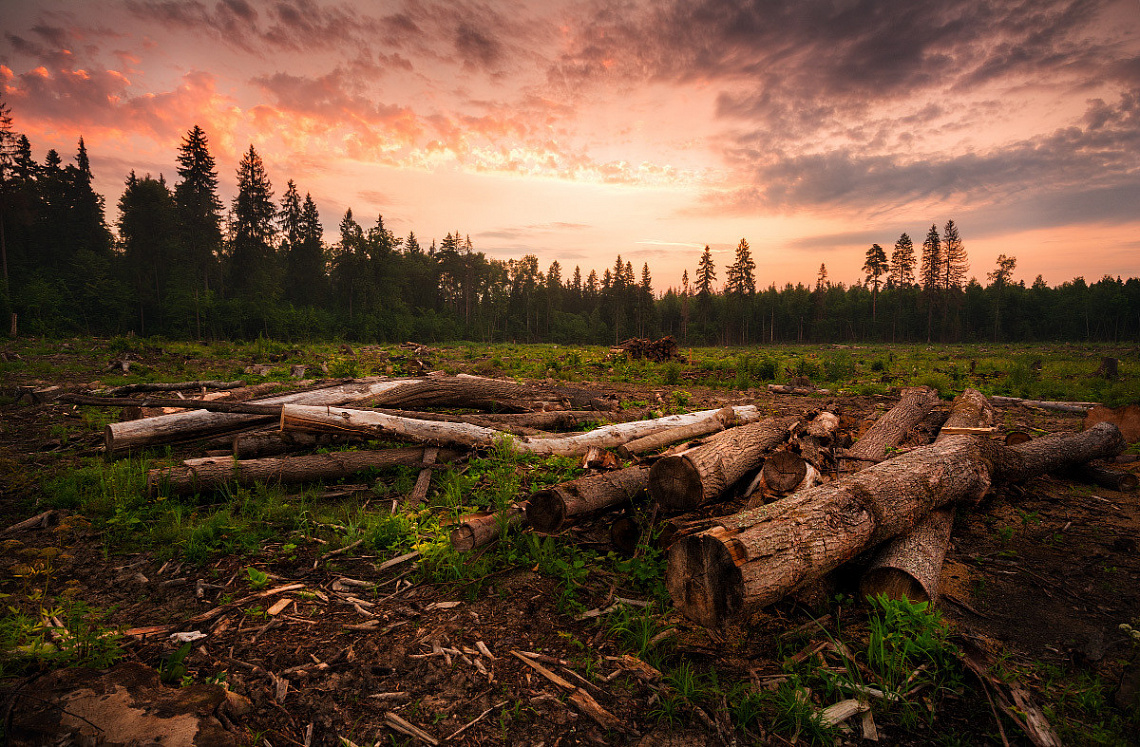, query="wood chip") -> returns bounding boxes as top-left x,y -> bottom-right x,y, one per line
861,709 -> 879,741
266,598 -> 292,616
820,699 -> 869,727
